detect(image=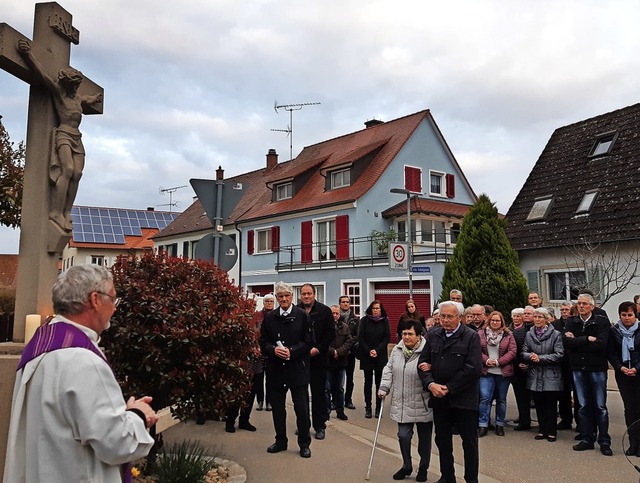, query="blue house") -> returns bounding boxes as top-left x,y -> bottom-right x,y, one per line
155,109 -> 477,338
